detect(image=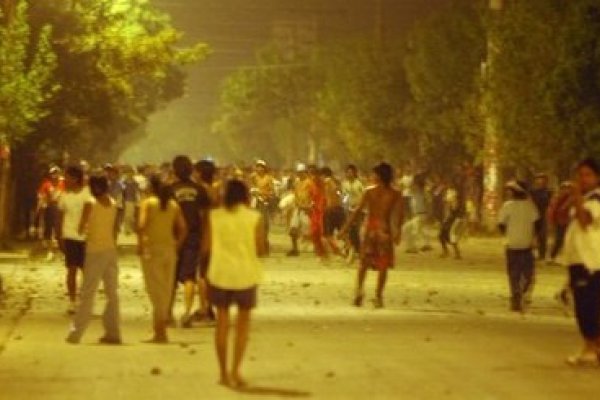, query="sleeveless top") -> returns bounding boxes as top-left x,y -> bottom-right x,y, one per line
208,206 -> 263,290
86,197 -> 117,253
142,197 -> 179,250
